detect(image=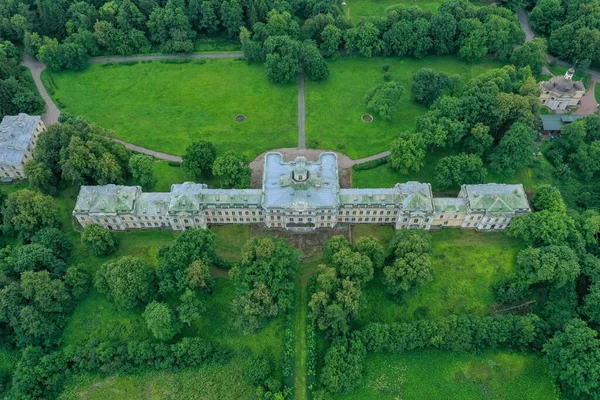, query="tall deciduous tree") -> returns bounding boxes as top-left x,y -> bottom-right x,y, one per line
364,81 -> 403,121
411,68 -> 452,106
532,185 -> 566,214
434,153 -> 487,189
213,151 -> 251,188
389,131 -> 426,174
147,0 -> 195,53
81,224 -> 118,256
2,190 -> 60,240
95,256 -> 157,310
128,154 -> 157,188
182,140 -> 217,178
143,301 -> 182,340
489,122 -> 535,175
